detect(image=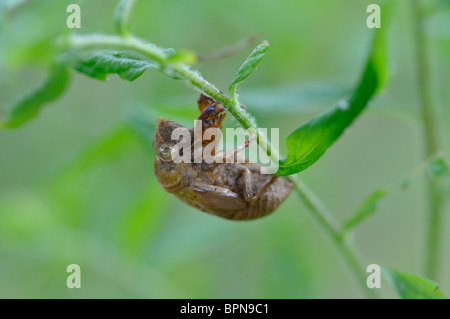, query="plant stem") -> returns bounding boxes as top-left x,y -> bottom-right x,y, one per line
64,34 -> 279,166
411,0 -> 443,280
289,175 -> 379,299
65,33 -> 375,297
63,34 -> 167,62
